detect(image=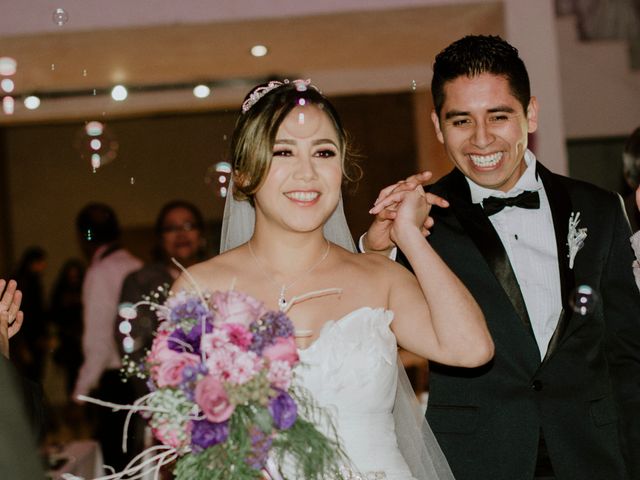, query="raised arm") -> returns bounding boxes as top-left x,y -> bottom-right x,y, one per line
384,187 -> 493,367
